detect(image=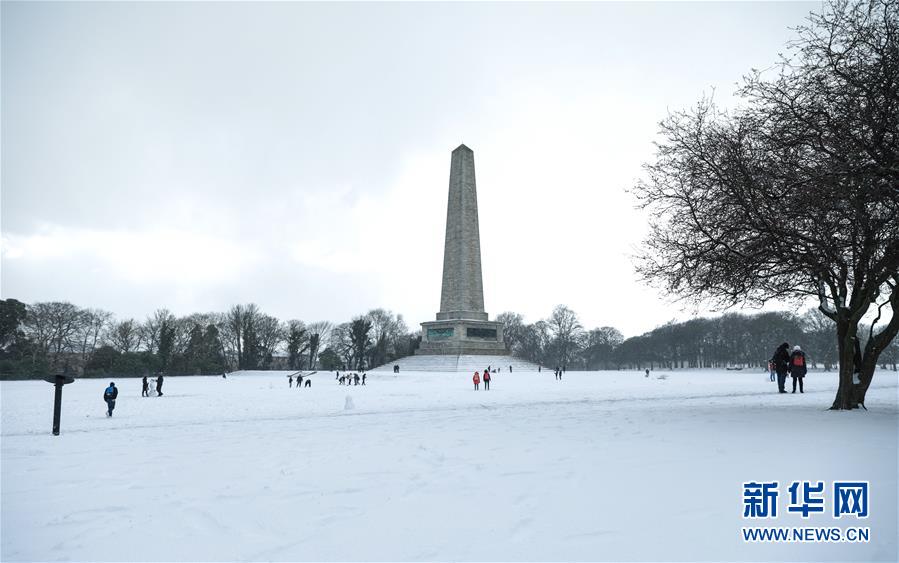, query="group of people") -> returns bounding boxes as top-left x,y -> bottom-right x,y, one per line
553,366 -> 565,380
103,373 -> 165,416
141,374 -> 164,397
336,371 -> 366,386
769,342 -> 808,393
472,370 -> 491,390
288,373 -> 312,388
